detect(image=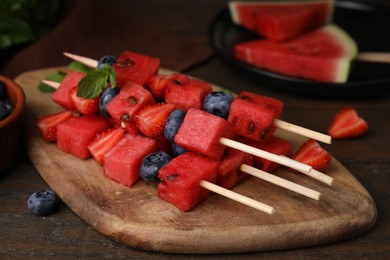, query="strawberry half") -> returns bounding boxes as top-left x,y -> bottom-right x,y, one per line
292,139 -> 331,171
87,127 -> 125,164
135,103 -> 175,138
328,107 -> 368,139
69,86 -> 100,115
146,74 -> 177,100
35,110 -> 73,142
